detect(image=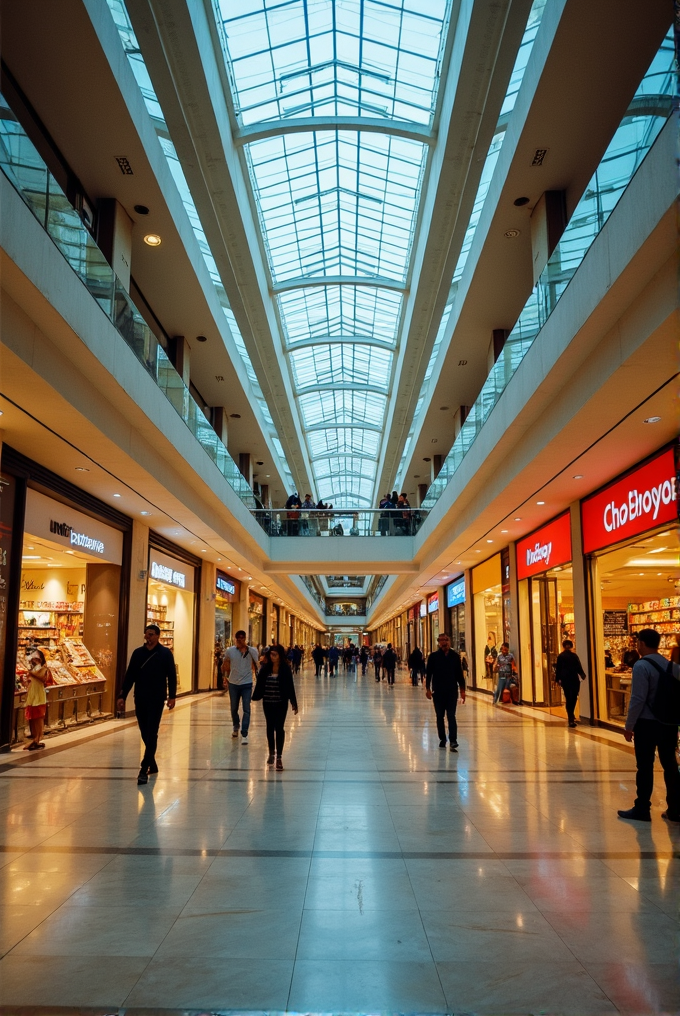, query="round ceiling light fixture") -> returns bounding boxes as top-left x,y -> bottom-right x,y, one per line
143,233 -> 162,247
513,196 -> 530,207
134,204 -> 149,215
196,335 -> 207,343
573,474 -> 584,479
75,466 -> 89,472
230,413 -> 241,419
643,416 -> 661,424
504,228 -> 521,238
